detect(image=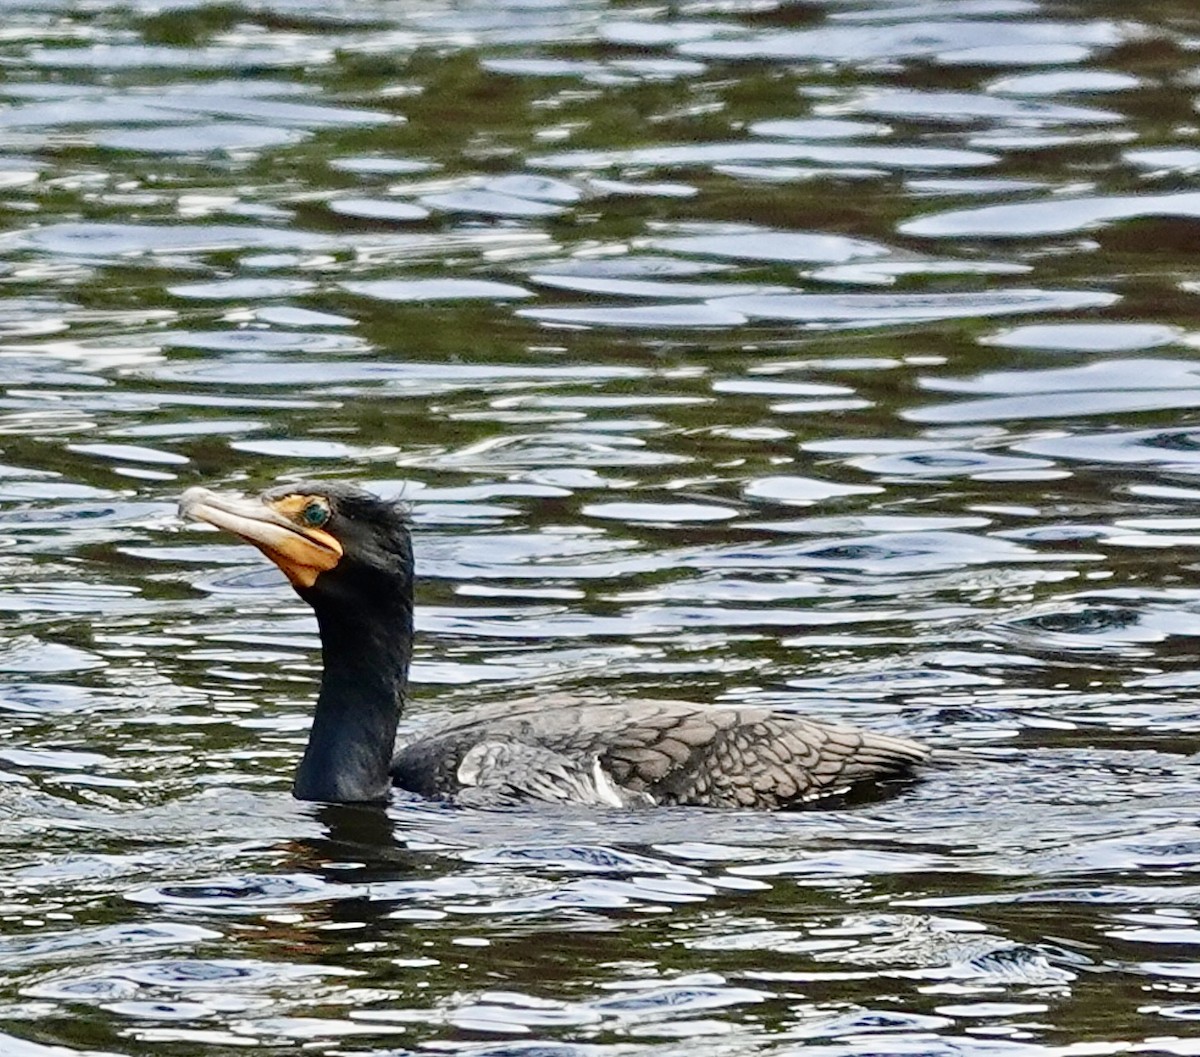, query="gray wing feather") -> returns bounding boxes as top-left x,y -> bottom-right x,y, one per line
648,719 -> 928,809
453,741 -> 651,808
392,697 -> 928,809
